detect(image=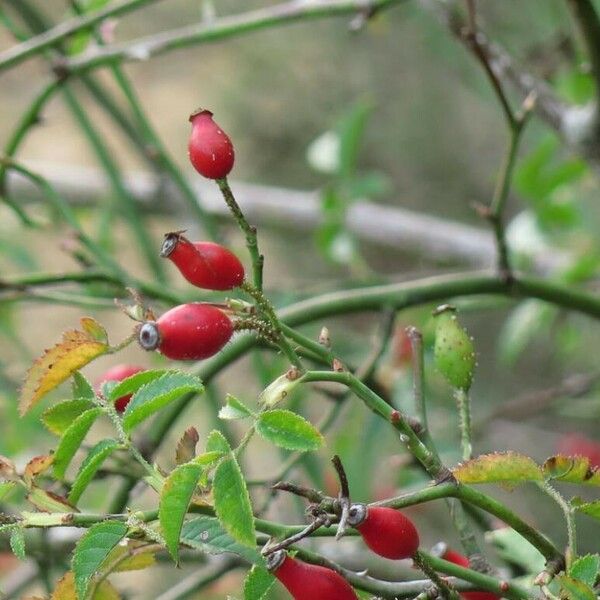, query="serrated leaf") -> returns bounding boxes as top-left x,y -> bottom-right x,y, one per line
72,521 -> 128,600
181,516 -> 263,565
255,409 -> 323,452
219,395 -> 253,420
9,527 -> 25,560
51,570 -> 121,600
159,462 -> 203,563
80,318 -> 108,344
43,399 -> 96,435
0,481 -> 17,501
543,455 -> 600,485
244,565 -> 274,600
27,487 -> 78,513
453,452 -> 542,487
72,372 -> 95,401
107,369 -> 168,404
24,455 -> 53,487
53,408 -> 102,479
569,555 -> 600,588
175,427 -> 199,465
206,430 -> 232,454
68,439 -> 120,504
20,318 -> 109,415
122,372 -> 204,432
573,499 -> 600,520
193,451 -> 223,467
213,455 -> 255,547
557,575 -> 596,600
